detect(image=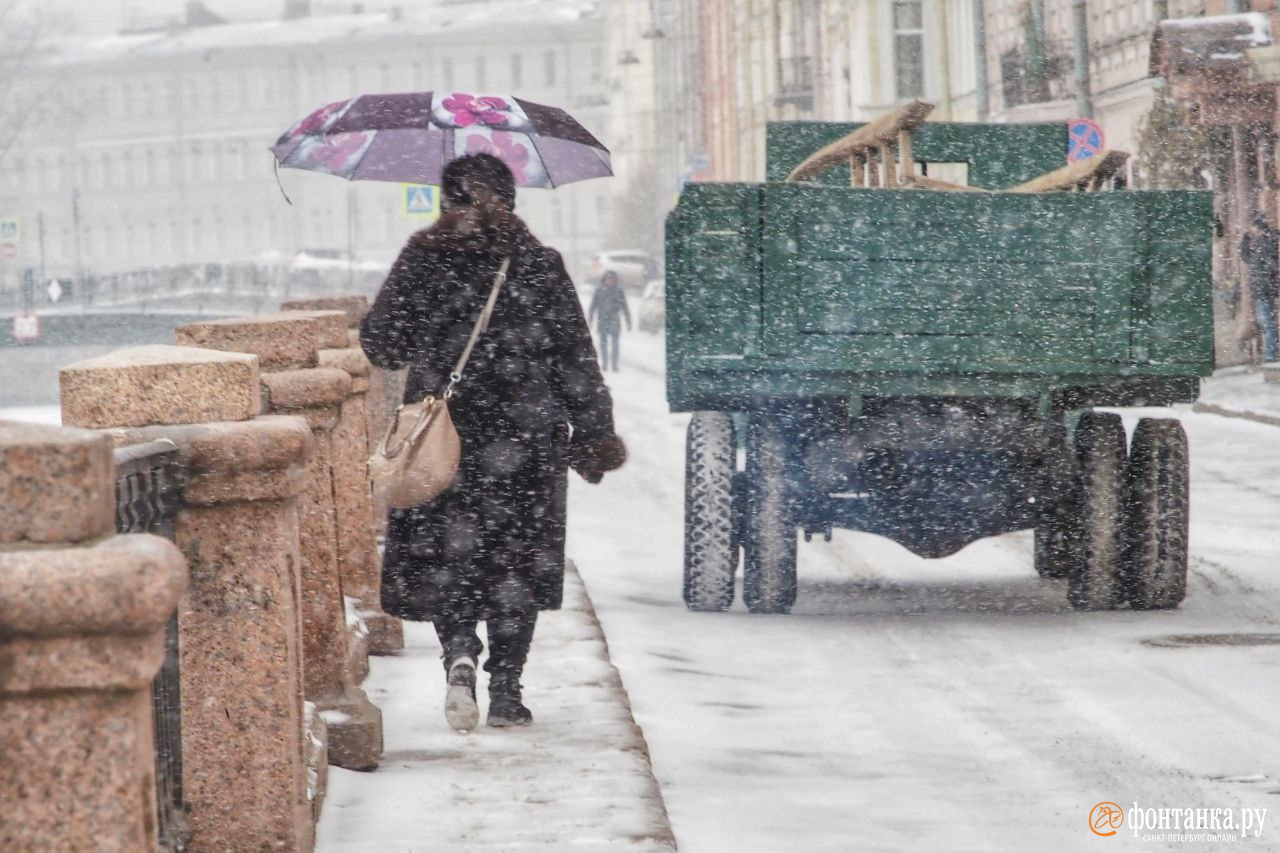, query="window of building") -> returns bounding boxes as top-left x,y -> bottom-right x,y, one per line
591,47 -> 603,84
476,57 -> 487,90
544,50 -> 557,87
380,63 -> 391,91
187,143 -> 202,183
442,57 -> 454,89
893,0 -> 924,100
511,53 -> 523,88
